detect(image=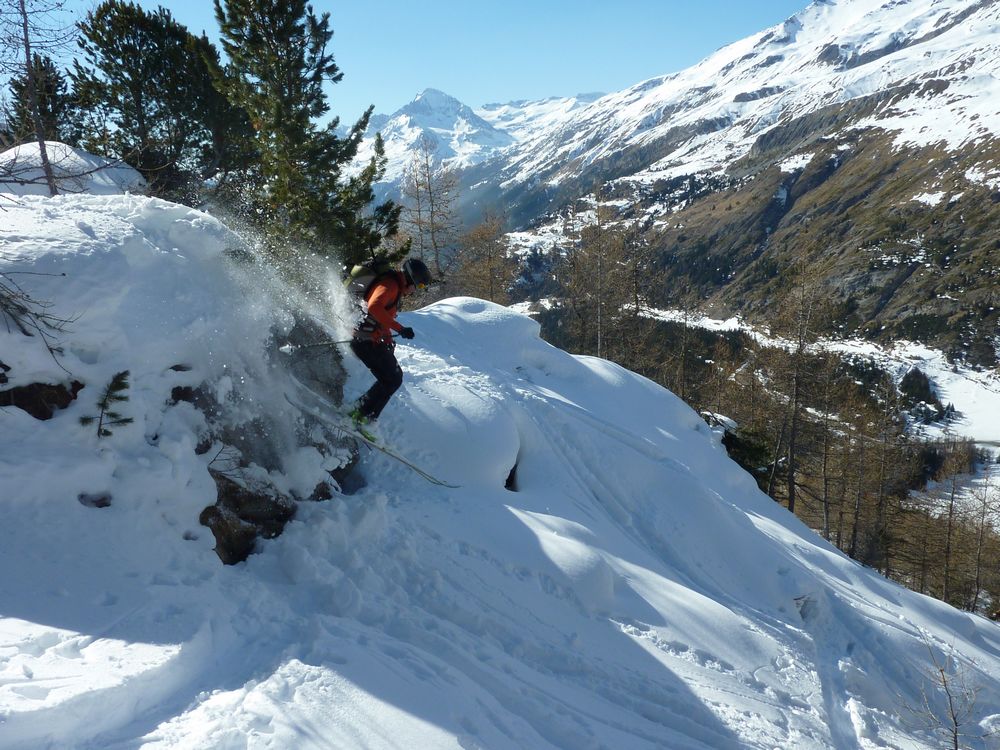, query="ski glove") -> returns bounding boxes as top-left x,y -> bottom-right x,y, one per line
399,326 -> 415,340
